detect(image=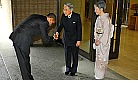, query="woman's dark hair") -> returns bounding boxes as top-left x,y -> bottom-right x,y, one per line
94,1 -> 106,12
47,13 -> 56,20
